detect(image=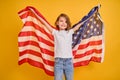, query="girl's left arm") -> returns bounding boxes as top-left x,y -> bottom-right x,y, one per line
72,22 -> 83,32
